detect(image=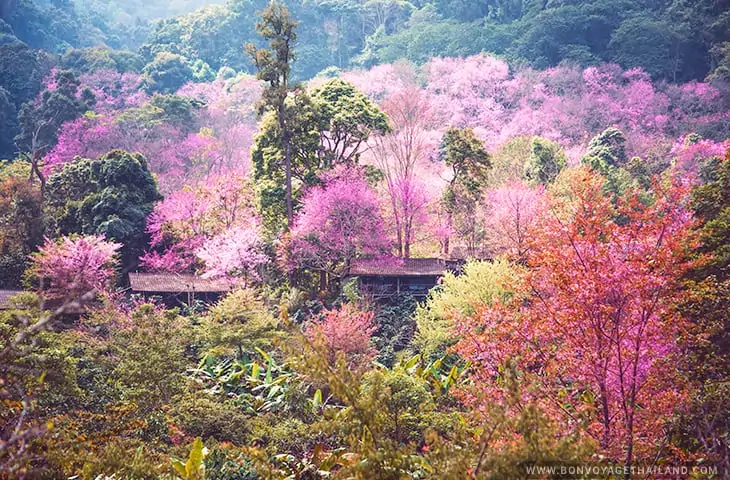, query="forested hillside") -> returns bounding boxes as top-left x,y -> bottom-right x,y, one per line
1,0 -> 729,478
